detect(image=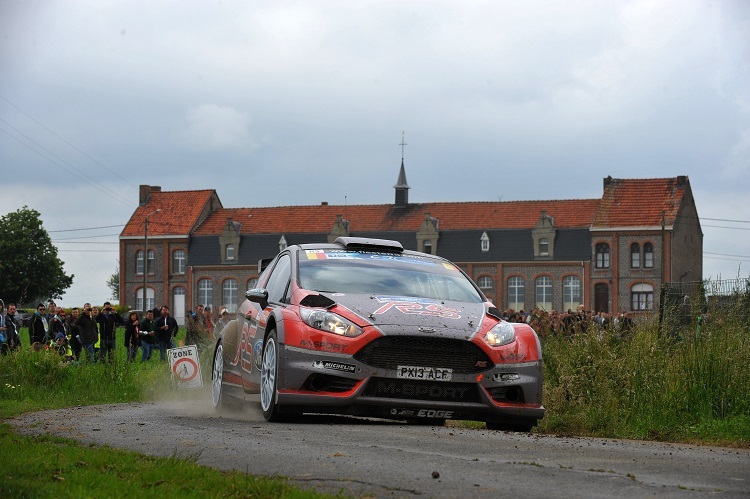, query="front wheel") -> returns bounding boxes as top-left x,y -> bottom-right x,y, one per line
260,330 -> 284,421
485,421 -> 533,433
212,342 -> 227,410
